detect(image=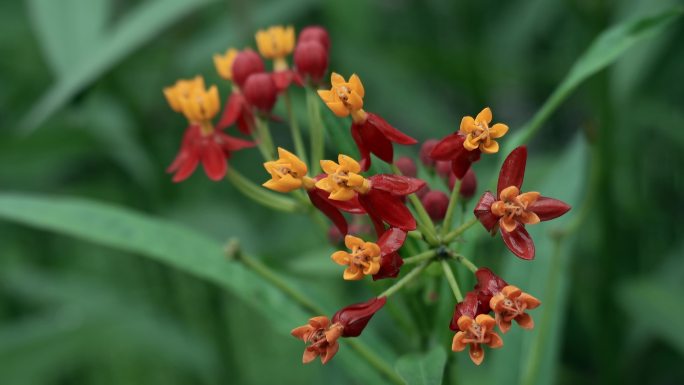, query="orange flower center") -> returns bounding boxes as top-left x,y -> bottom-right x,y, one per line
335,85 -> 352,103
462,322 -> 489,345
350,246 -> 376,269
499,297 -> 526,322
490,186 -> 540,232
